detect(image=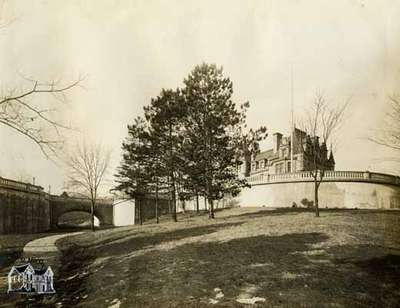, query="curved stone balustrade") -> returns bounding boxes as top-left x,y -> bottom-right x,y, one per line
246,170 -> 400,186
